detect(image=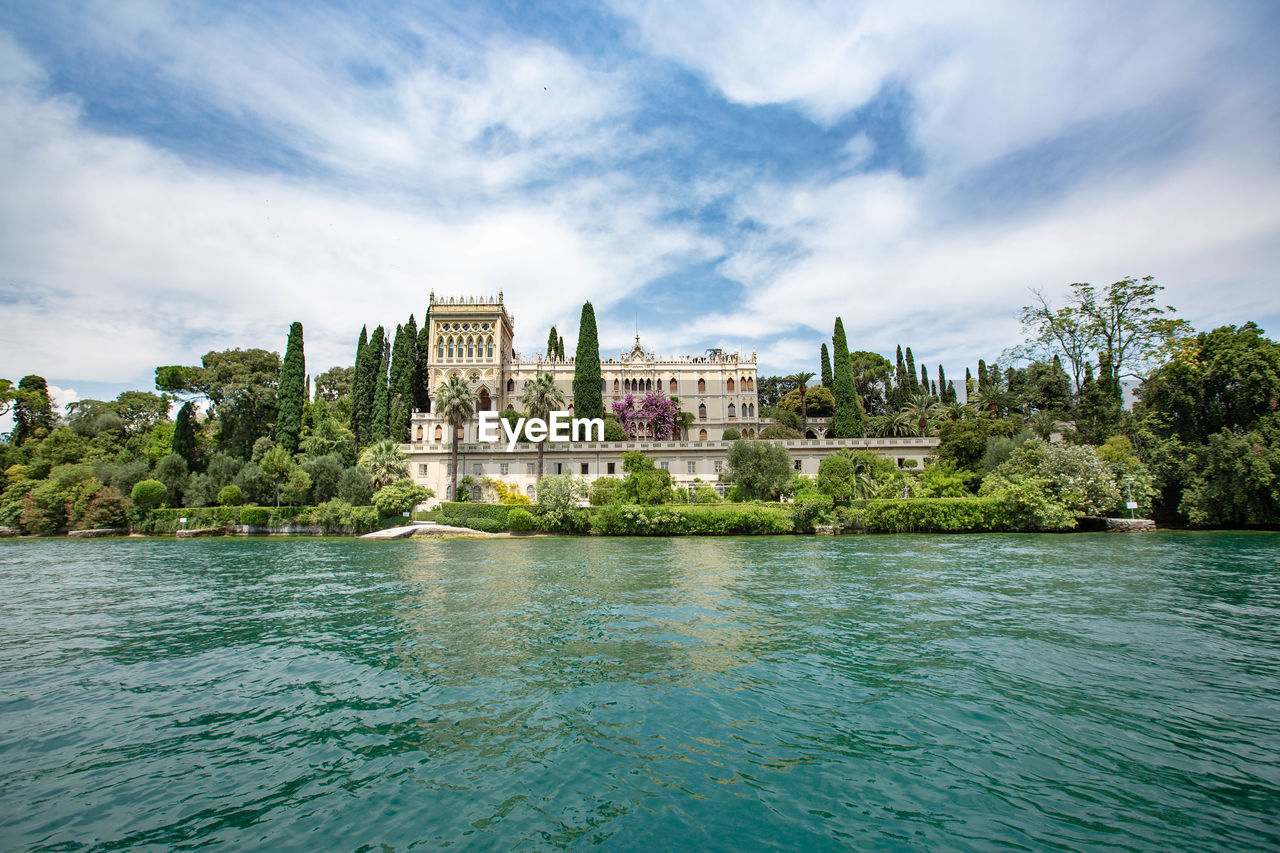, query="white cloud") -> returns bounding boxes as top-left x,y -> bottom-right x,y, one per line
0,34 -> 714,388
